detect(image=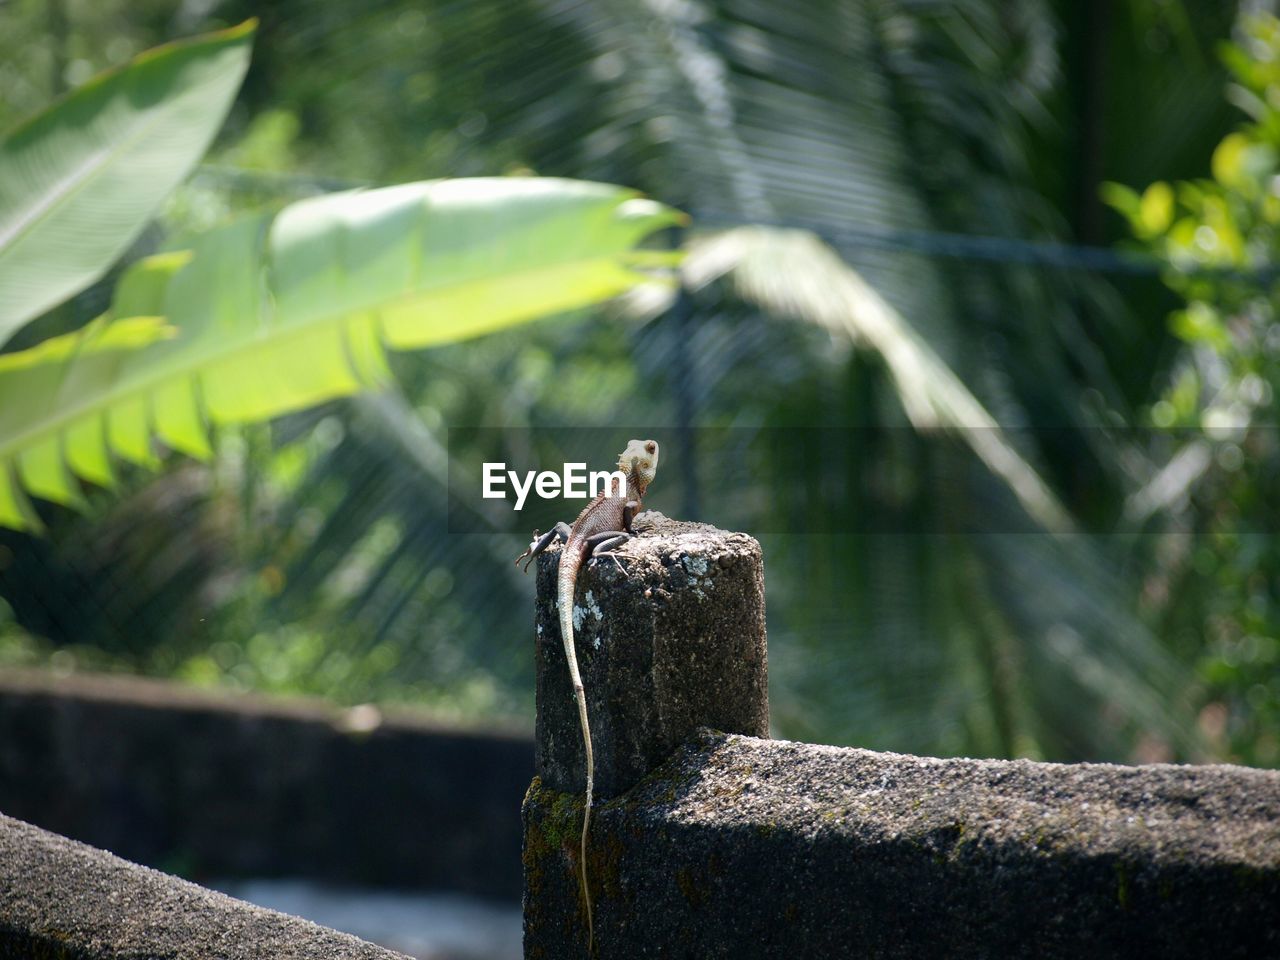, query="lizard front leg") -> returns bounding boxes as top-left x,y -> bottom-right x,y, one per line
622,499 -> 642,533
514,521 -> 572,573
